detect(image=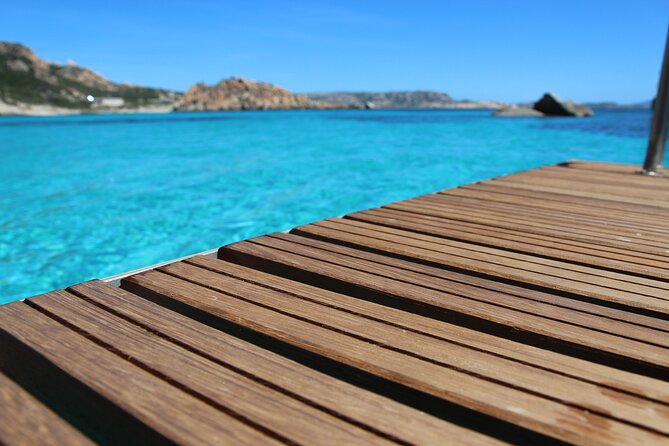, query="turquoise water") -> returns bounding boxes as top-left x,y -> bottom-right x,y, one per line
0,109 -> 652,303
